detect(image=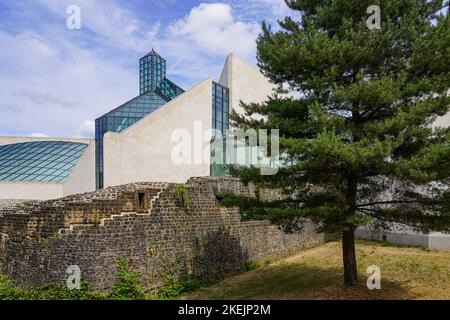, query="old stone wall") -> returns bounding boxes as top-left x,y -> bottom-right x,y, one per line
0,200 -> 25,209
0,177 -> 325,291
